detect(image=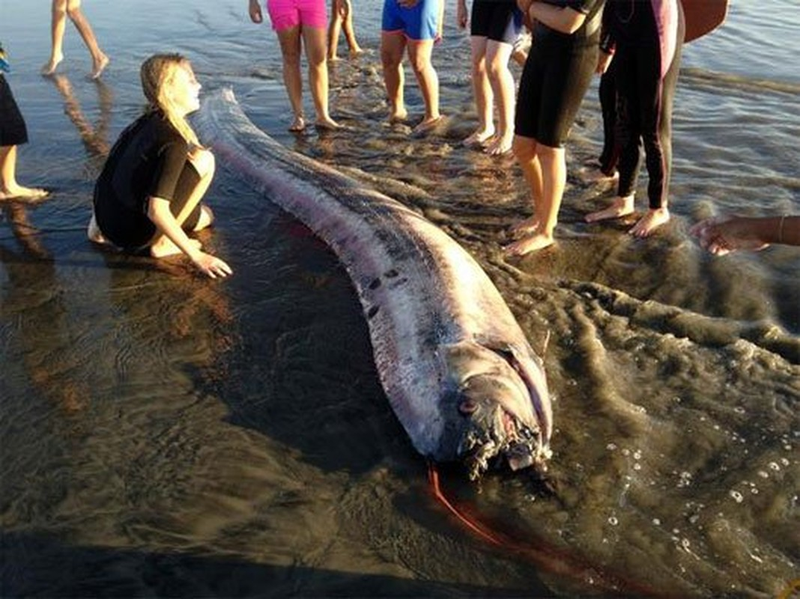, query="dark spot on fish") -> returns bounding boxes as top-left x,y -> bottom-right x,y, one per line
367,306 -> 380,319
369,278 -> 381,290
384,269 -> 399,278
